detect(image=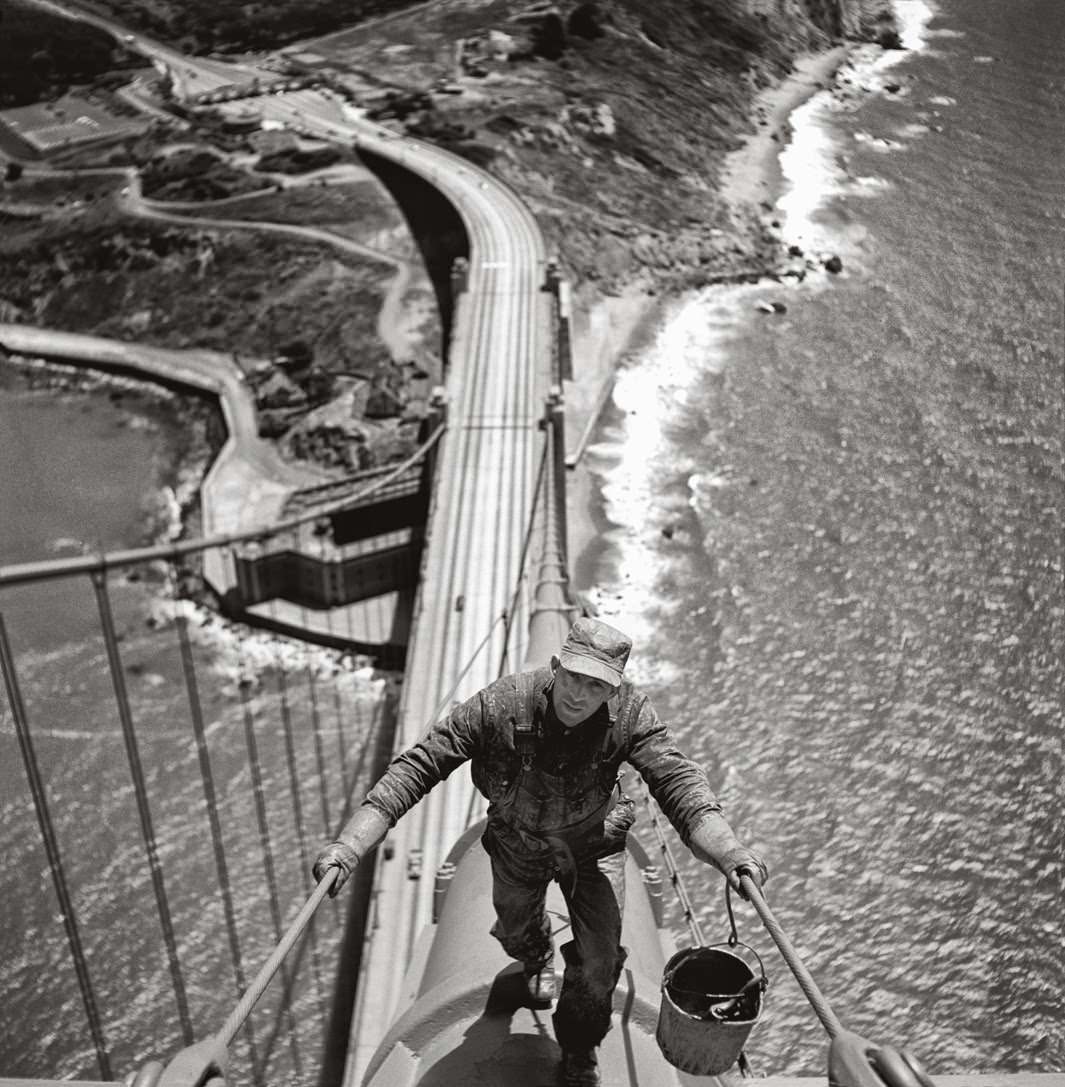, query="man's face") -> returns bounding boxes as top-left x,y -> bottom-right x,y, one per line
551,664 -> 617,728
